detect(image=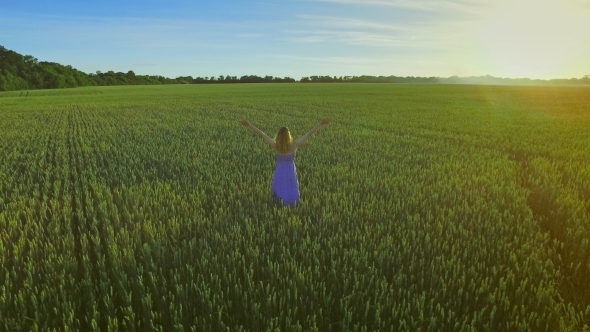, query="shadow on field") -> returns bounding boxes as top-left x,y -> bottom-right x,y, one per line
509,149 -> 590,327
